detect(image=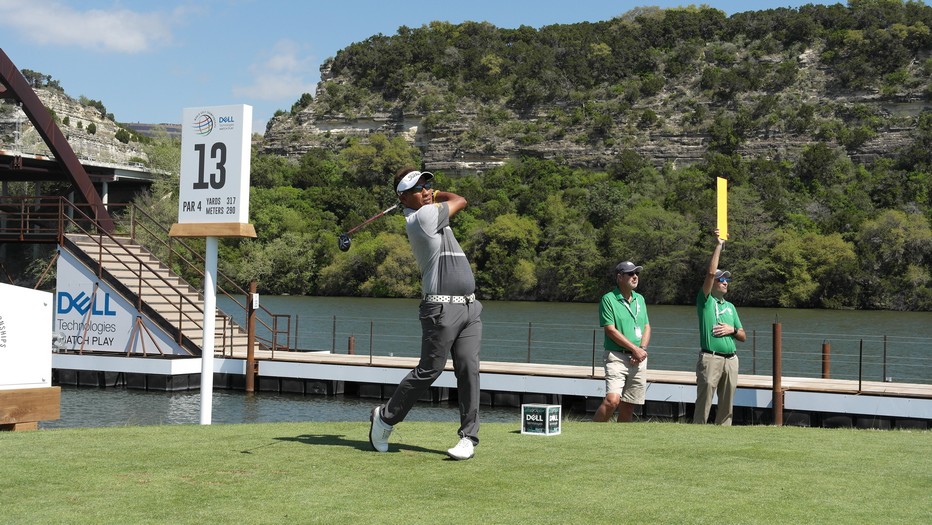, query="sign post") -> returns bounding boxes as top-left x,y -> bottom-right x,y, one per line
170,104 -> 256,425
716,177 -> 728,240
